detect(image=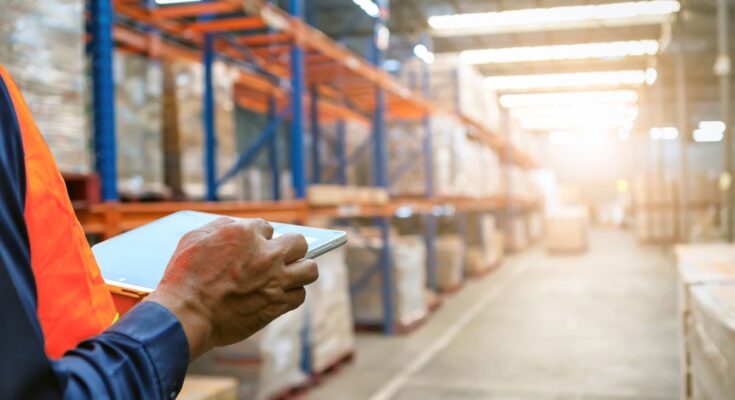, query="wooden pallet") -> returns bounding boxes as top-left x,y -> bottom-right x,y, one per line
269,383 -> 310,400
311,351 -> 356,386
